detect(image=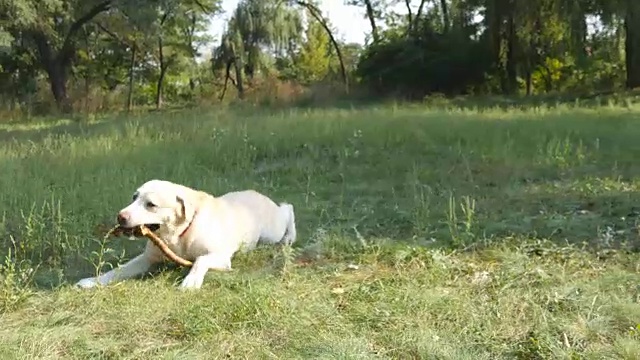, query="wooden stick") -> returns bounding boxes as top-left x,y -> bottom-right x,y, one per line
106,225 -> 193,267
139,225 -> 193,267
